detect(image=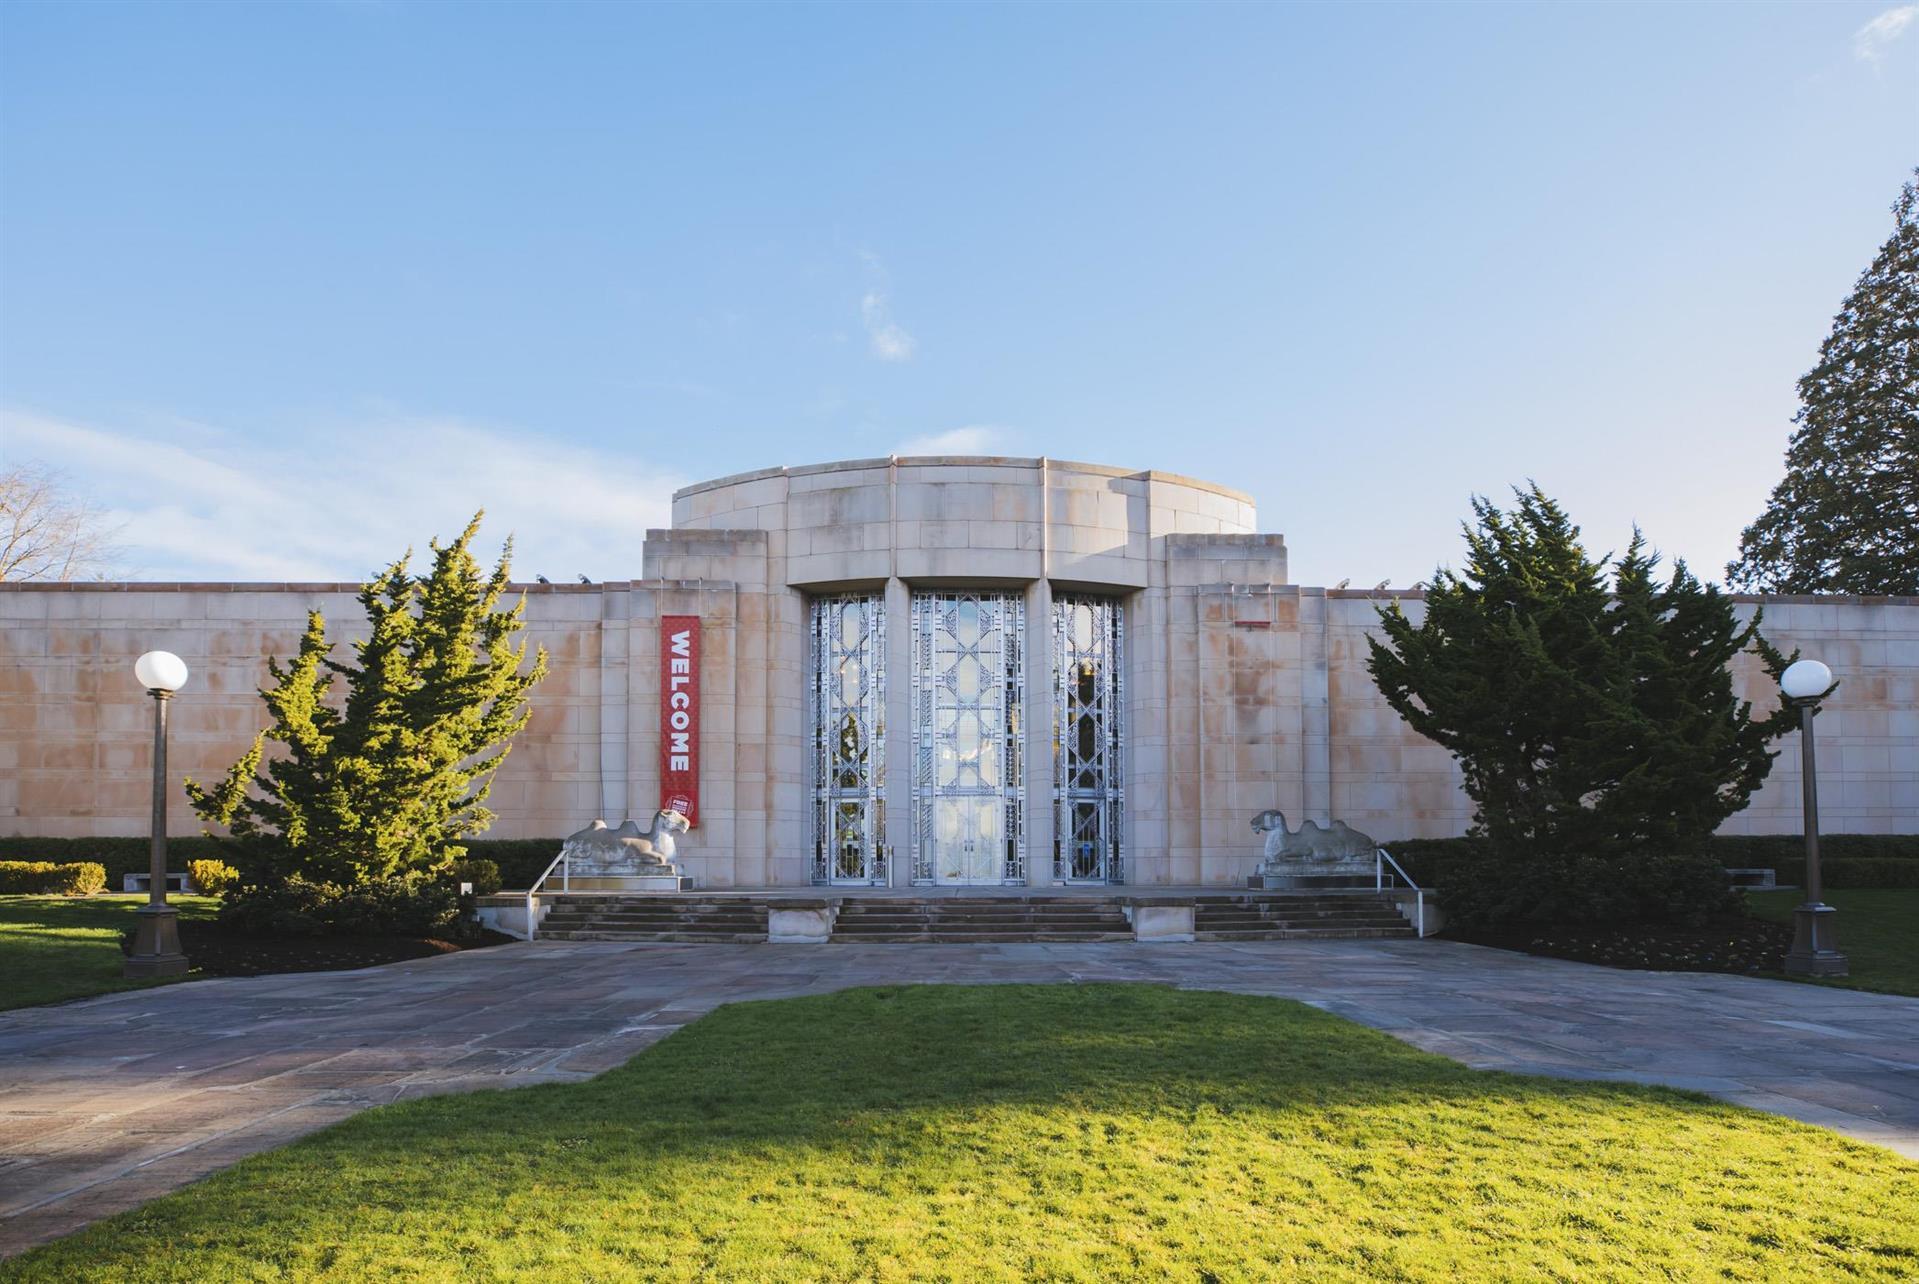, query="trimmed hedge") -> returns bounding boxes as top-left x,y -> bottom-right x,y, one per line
0,836 -> 228,889
1710,834 -> 1919,866
1386,834 -> 1919,893
0,860 -> 108,895
0,836 -> 564,893
1769,858 -> 1919,889
6,832 -> 1913,900
467,841 -> 560,891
